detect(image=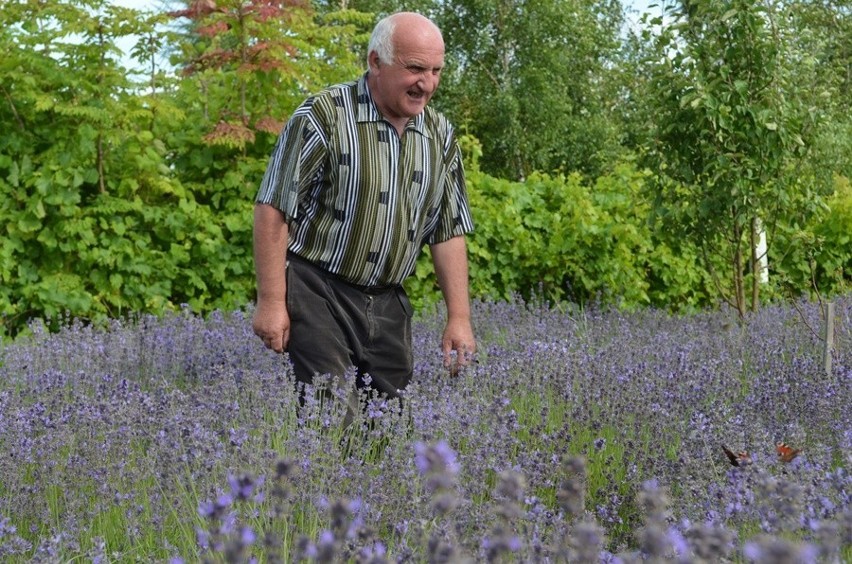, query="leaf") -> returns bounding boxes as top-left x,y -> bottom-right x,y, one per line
17,214 -> 42,233
31,199 -> 46,219
34,94 -> 55,112
7,161 -> 20,187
